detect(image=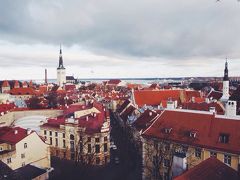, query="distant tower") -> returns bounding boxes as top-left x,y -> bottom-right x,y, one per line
221,59 -> 229,101
45,69 -> 48,84
57,45 -> 66,87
